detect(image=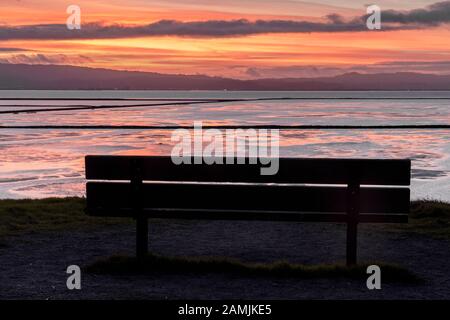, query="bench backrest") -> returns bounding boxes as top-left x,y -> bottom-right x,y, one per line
85,156 -> 410,221
86,156 -> 410,185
